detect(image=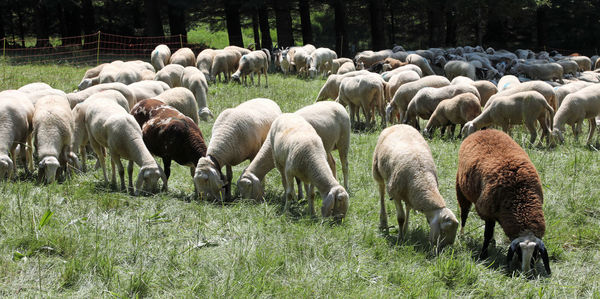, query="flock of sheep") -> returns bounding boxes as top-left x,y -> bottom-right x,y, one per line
4,41 -> 600,278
